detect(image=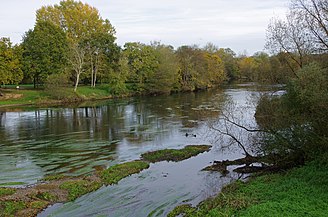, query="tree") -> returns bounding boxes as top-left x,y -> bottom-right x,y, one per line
237,56 -> 258,80
0,38 -> 23,88
147,42 -> 180,94
216,48 -> 238,80
22,21 -> 68,88
176,45 -> 198,91
35,0 -> 117,91
81,32 -> 120,87
123,42 -> 158,93
266,13 -> 310,72
291,0 -> 328,52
